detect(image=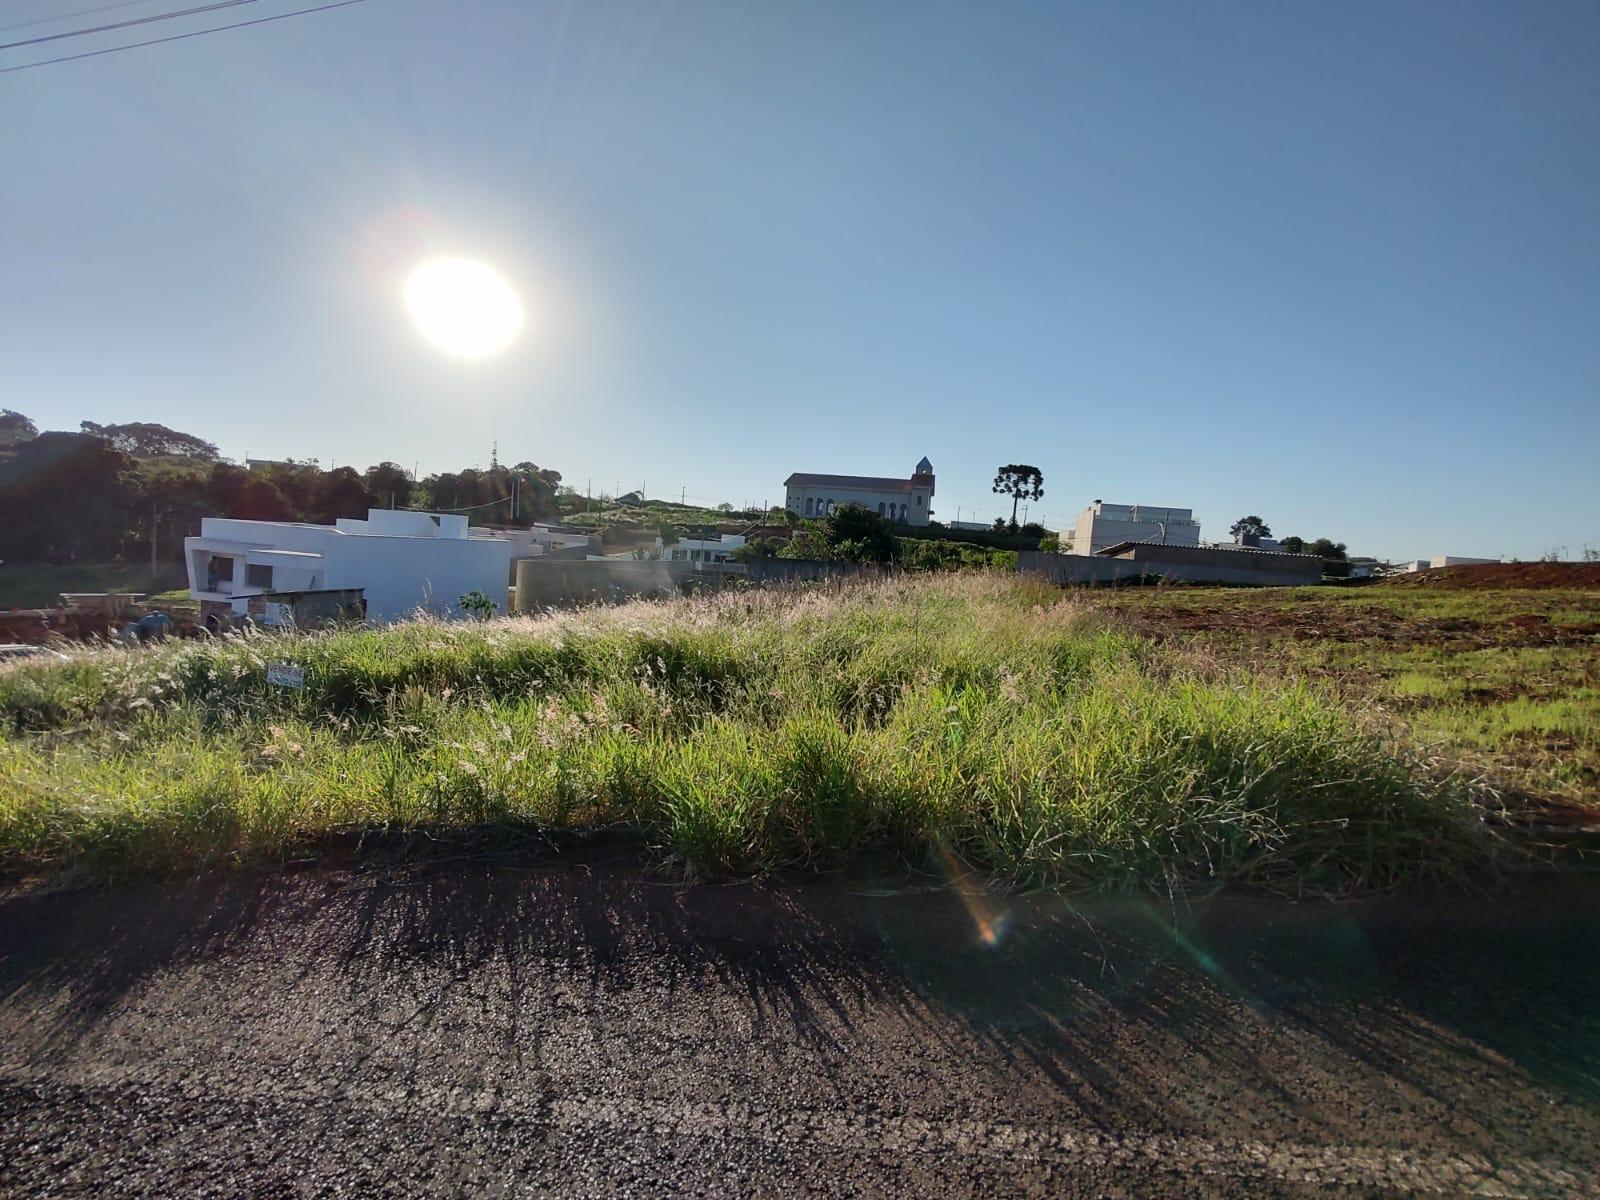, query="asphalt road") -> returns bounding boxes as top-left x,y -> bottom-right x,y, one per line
2,863 -> 1598,1198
